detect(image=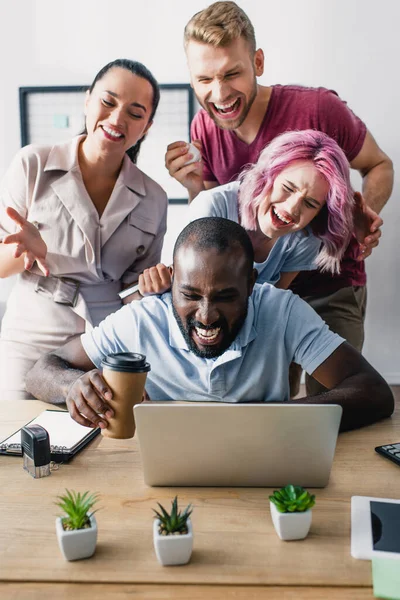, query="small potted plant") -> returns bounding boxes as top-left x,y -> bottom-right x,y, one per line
55,489 -> 99,561
153,496 -> 193,566
269,484 -> 315,541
